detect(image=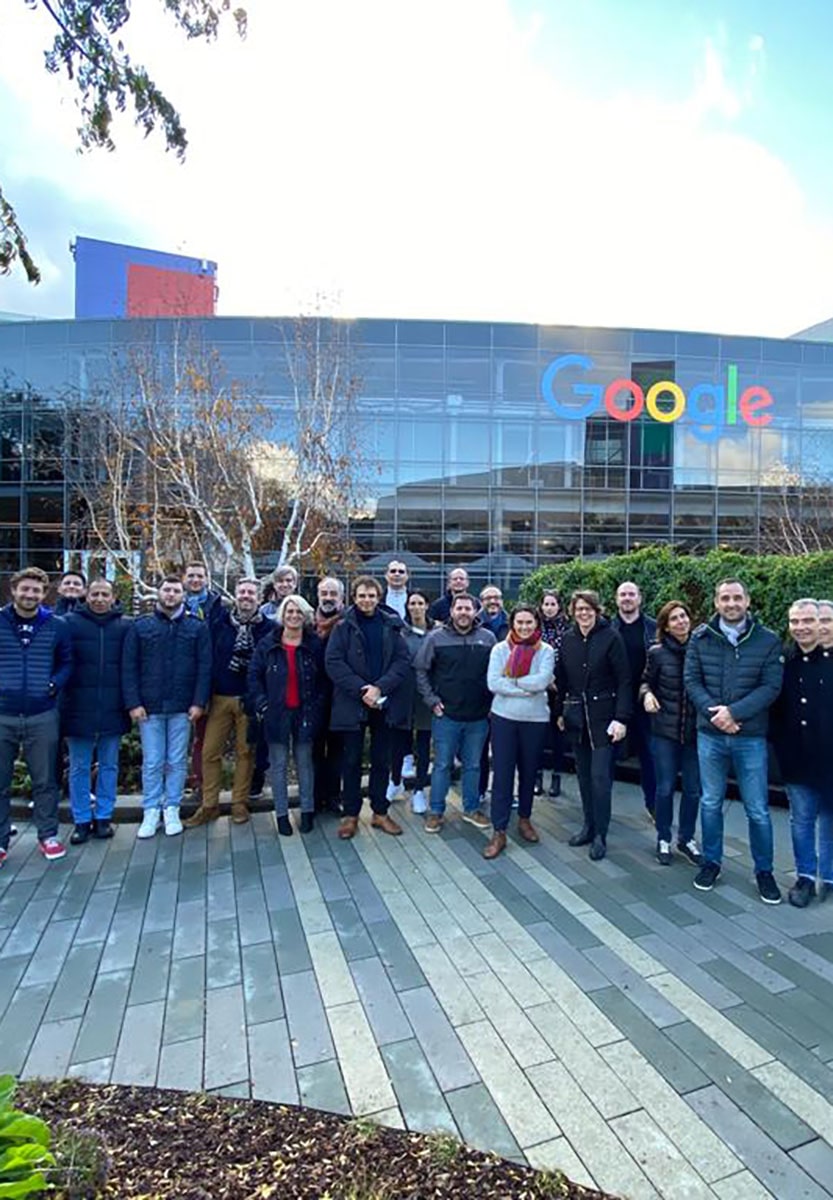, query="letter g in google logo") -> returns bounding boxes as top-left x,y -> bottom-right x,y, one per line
540,354 -> 774,444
